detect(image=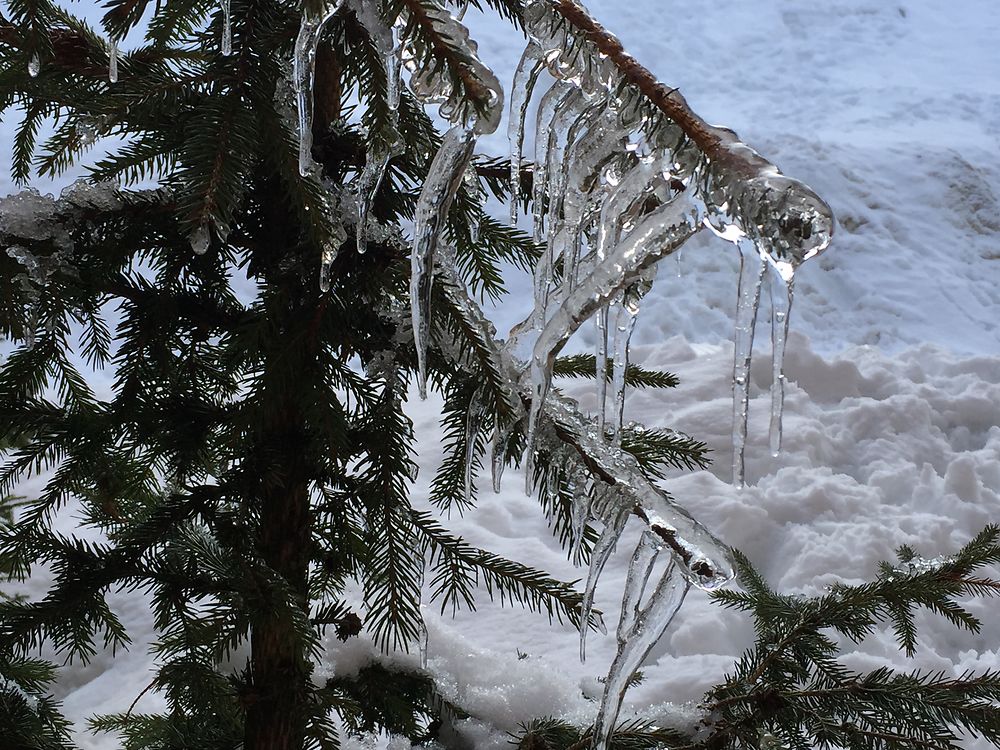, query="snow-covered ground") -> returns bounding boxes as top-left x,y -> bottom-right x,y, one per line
3,0 -> 999,747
